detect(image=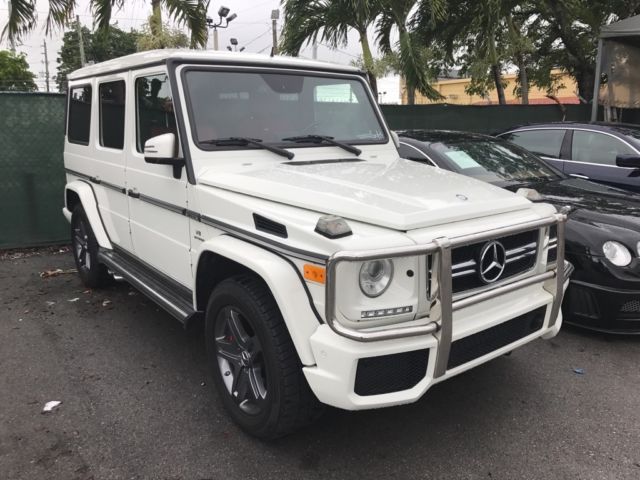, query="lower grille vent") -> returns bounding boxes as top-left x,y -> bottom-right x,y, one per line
355,349 -> 428,396
447,306 -> 546,370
